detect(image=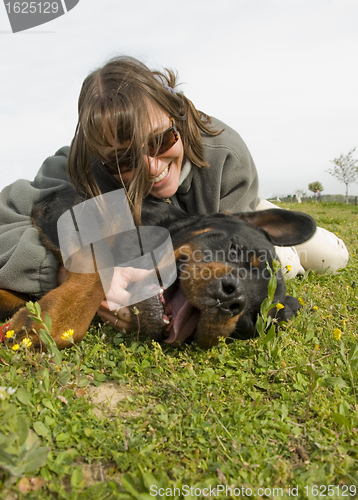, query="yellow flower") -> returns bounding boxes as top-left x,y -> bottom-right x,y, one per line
334,328 -> 342,341
298,297 -> 305,306
61,329 -> 74,341
313,306 -> 318,310
276,303 -> 285,310
11,344 -> 20,351
314,344 -> 319,350
21,338 -> 32,348
286,265 -> 292,272
5,330 -> 15,339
